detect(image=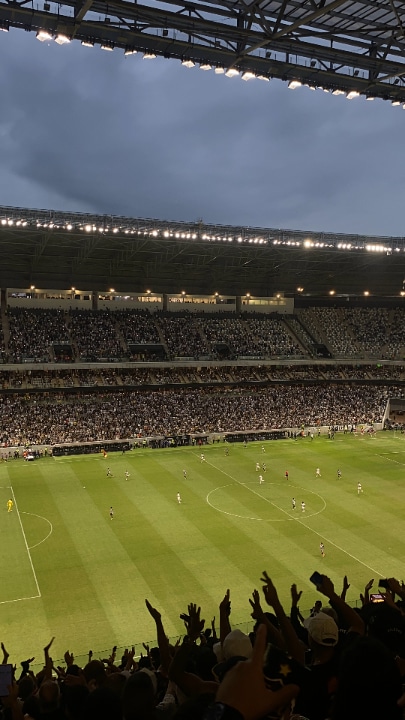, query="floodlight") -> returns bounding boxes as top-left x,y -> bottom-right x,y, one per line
214,67 -> 225,74
101,42 -> 114,51
366,95 -> 375,100
200,63 -> 212,70
288,80 -> 301,89
392,100 -> 401,106
55,34 -> 71,44
124,47 -> 137,55
0,21 -> 9,31
182,59 -> 195,68
257,75 -> 270,81
36,29 -> 52,41
241,72 -> 255,81
225,68 -> 239,77
81,39 -> 94,47
332,89 -> 345,95
346,90 -> 360,99
143,52 -> 156,59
